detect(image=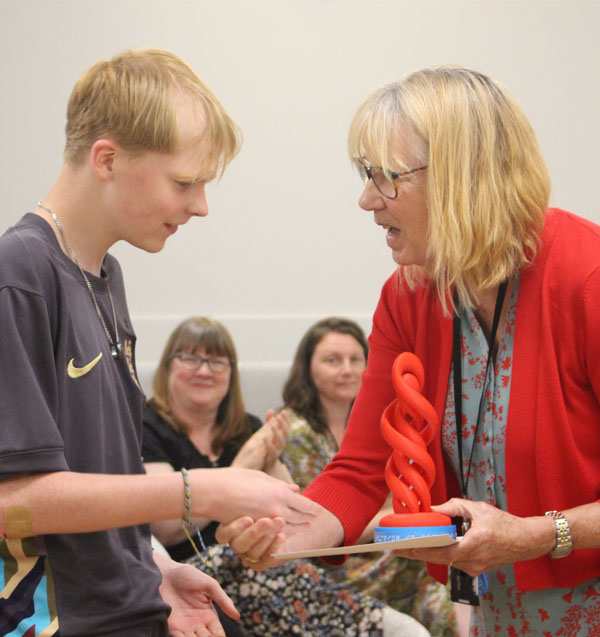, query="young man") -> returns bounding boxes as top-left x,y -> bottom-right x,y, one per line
0,49 -> 317,637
